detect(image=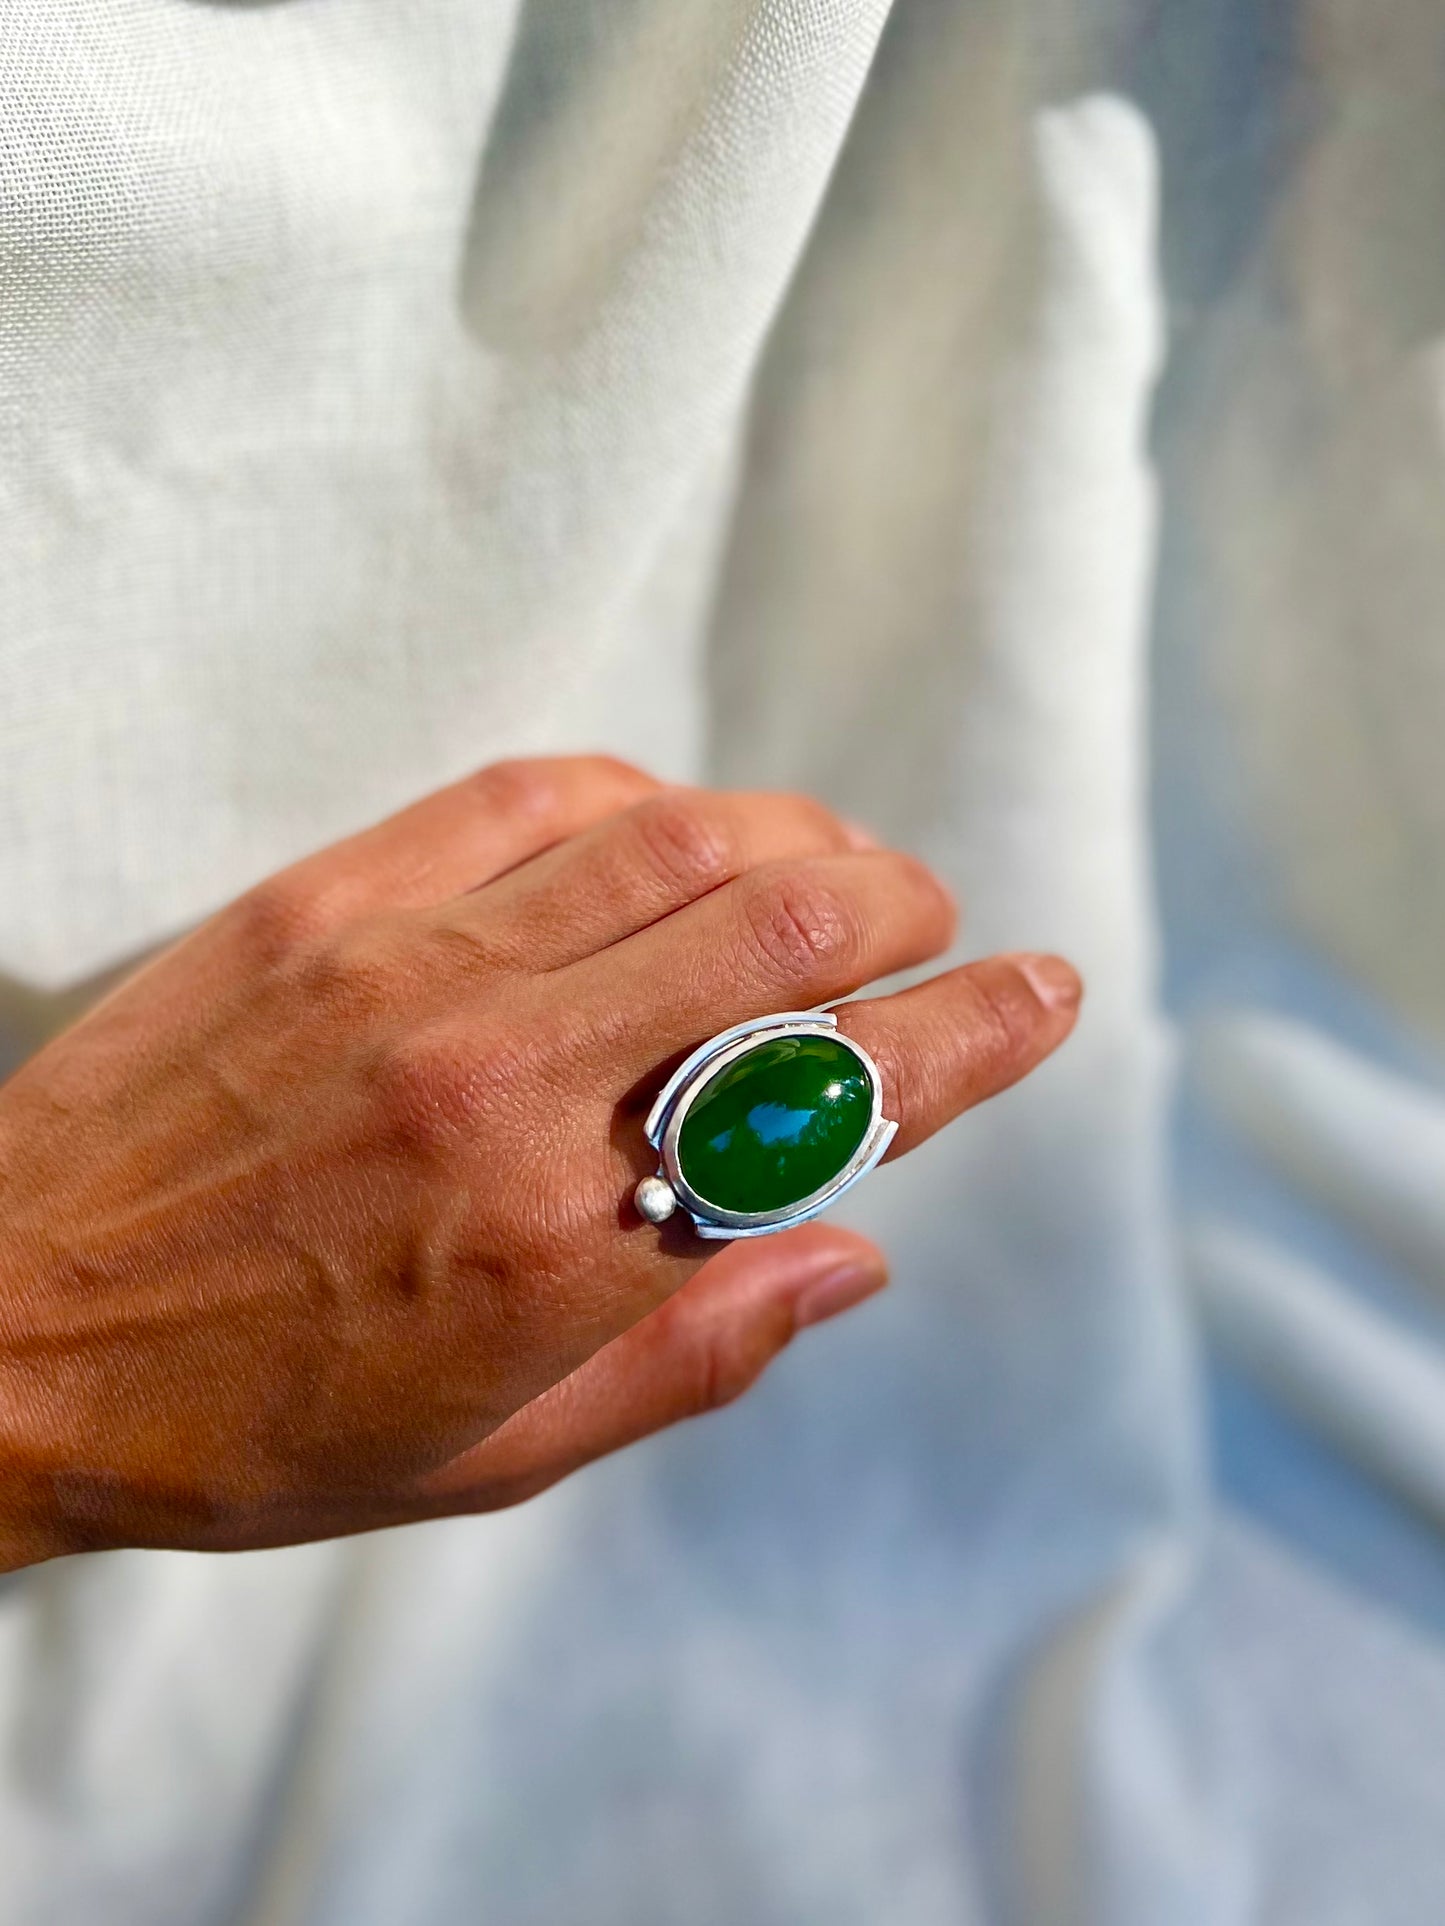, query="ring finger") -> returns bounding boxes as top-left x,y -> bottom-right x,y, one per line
595,951 -> 1082,1237
833,952 -> 1083,1157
